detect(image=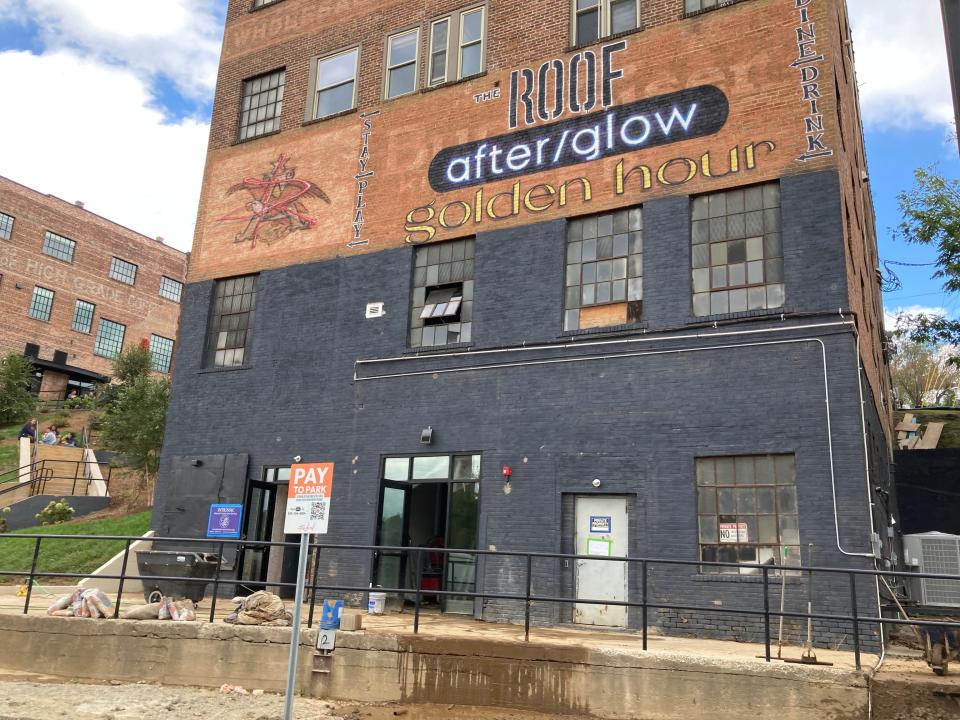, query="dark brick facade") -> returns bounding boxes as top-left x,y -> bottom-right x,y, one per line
157,169 -> 891,648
